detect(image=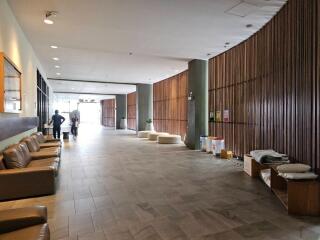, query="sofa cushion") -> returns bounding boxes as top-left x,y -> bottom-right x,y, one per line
3,145 -> 31,169
30,151 -> 59,160
22,137 -> 40,153
0,223 -> 49,240
32,132 -> 46,144
18,143 -> 32,162
277,163 -> 311,173
0,206 -> 47,234
31,136 -> 41,150
39,142 -> 61,148
28,158 -> 59,174
0,155 -> 6,170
